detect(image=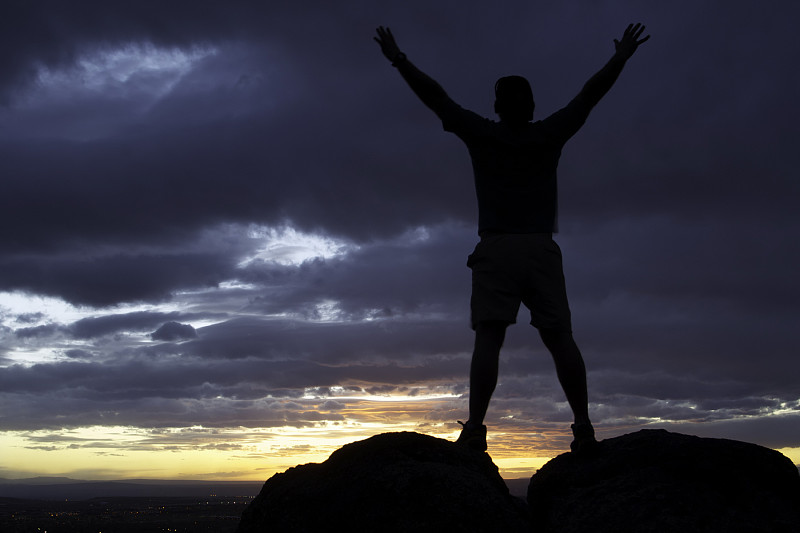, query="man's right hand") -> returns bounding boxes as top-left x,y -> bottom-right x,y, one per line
375,26 -> 404,63
613,23 -> 650,59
